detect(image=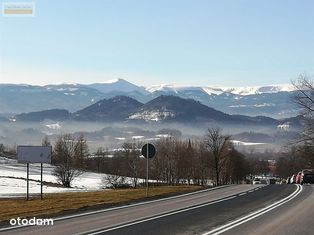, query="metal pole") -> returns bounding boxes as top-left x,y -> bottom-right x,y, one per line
27,163 -> 29,201
146,144 -> 149,197
41,163 -> 43,200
